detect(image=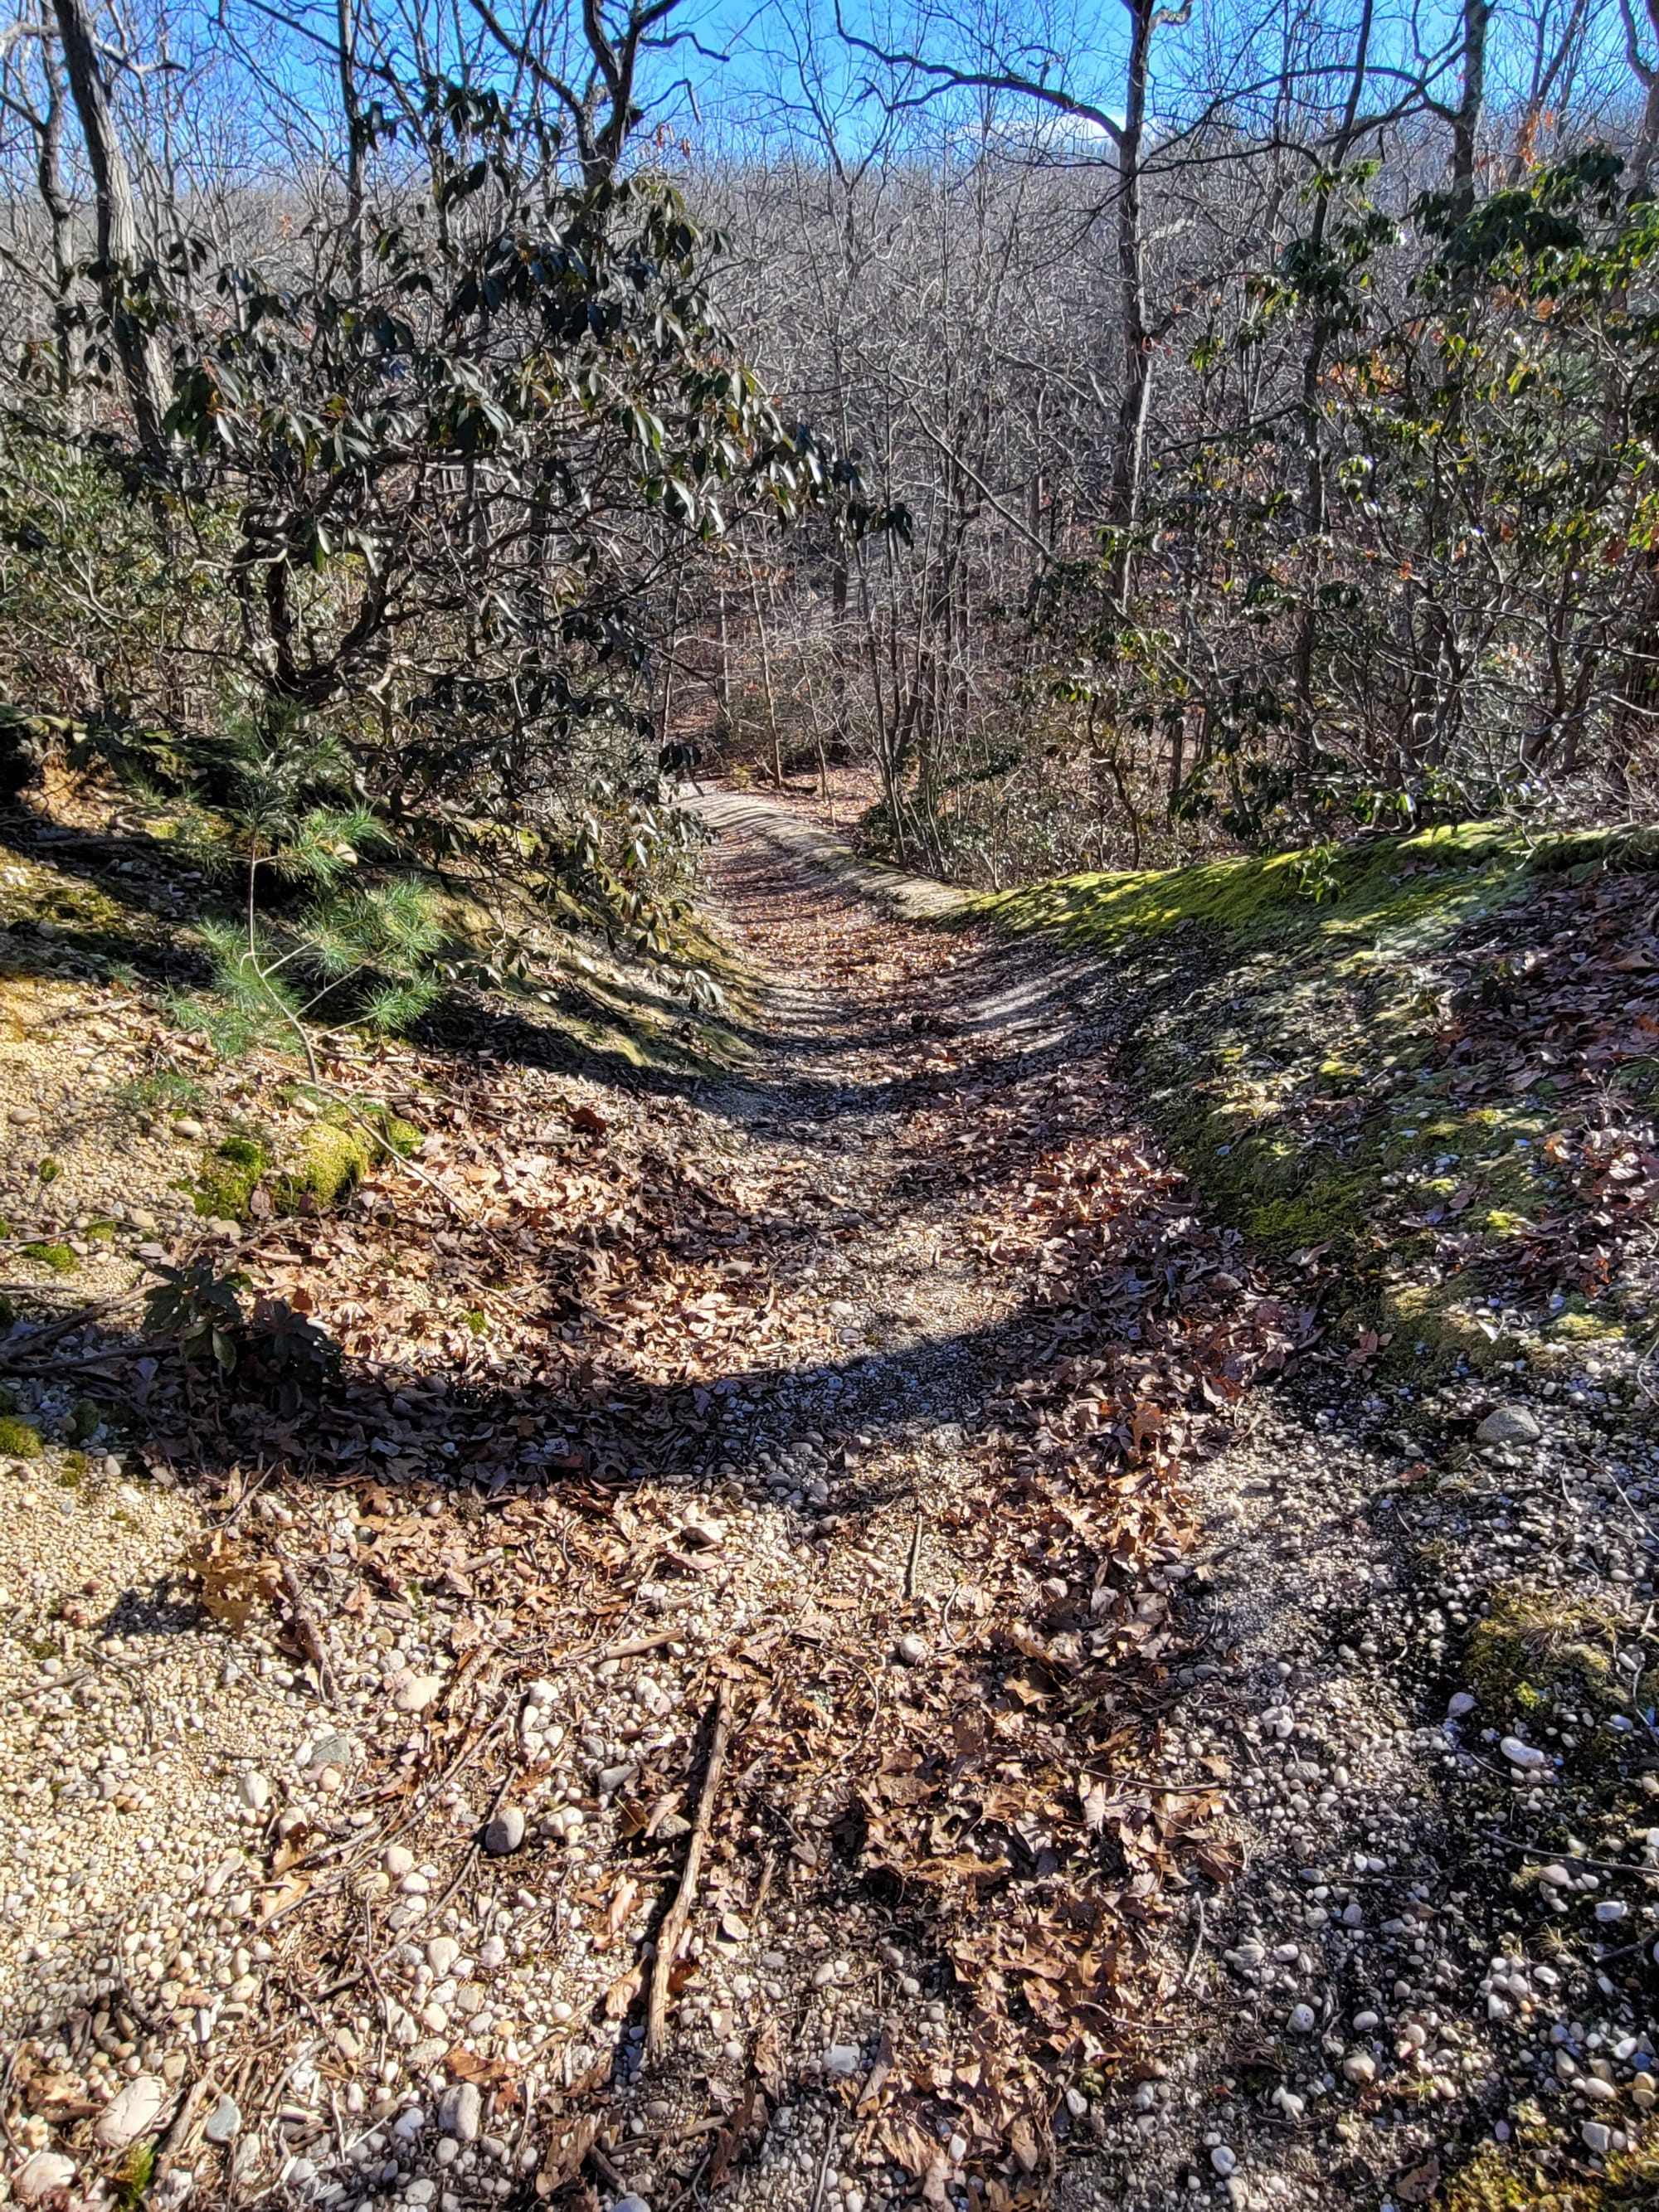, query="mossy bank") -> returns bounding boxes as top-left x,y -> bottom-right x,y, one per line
966,824 -> 1659,1376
